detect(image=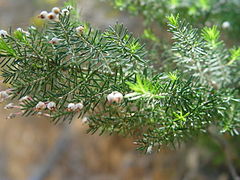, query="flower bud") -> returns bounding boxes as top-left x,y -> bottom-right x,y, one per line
107,91 -> 123,103
67,103 -> 76,112
16,28 -> 30,36
76,26 -> 84,34
4,103 -> 15,109
81,116 -> 88,124
47,12 -> 59,21
61,9 -> 69,15
47,101 -> 56,111
38,11 -> 48,19
35,101 -> 46,111
19,96 -> 32,102
0,30 -> 8,38
52,7 -> 61,14
0,91 -> 9,99
146,145 -> 153,154
49,37 -> 60,44
222,21 -> 231,29
75,103 -> 84,111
